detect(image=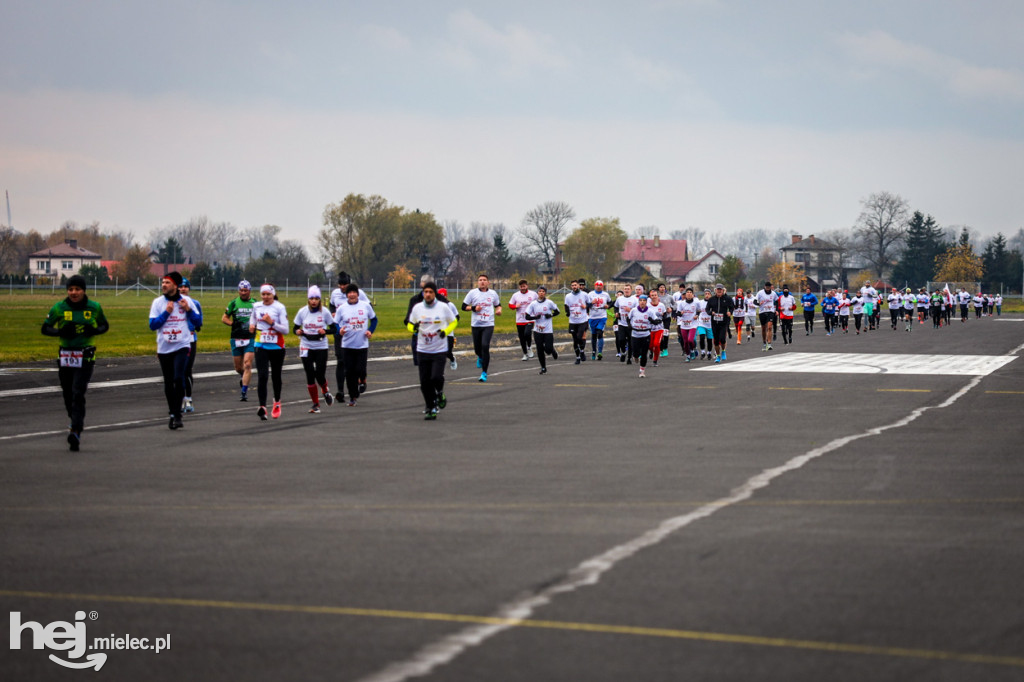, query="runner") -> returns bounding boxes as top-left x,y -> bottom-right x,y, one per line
437,288 -> 460,370
676,288 -> 699,361
507,279 -> 537,361
656,283 -> 673,354
930,289 -> 943,328
958,288 -> 970,322
614,283 -> 637,364
822,289 -> 839,336
732,288 -> 747,344
588,280 -> 612,360
334,283 -> 377,407
801,286 -> 818,335
755,282 -> 778,351
628,293 -> 659,377
250,284 -> 288,421
407,282 -> 458,419
178,278 -> 203,414
564,279 -> 590,365
995,293 -> 1003,316
744,289 -> 757,342
888,288 -> 902,330
850,290 -> 865,334
705,283 -> 734,362
776,284 -> 796,345
860,281 -> 878,330
293,285 -> 336,414
647,289 -> 668,367
148,271 -> 200,430
917,288 -> 929,324
222,280 -> 255,401
696,289 -> 713,359
41,274 -> 109,451
333,272 -> 373,401
462,274 -> 502,382
837,290 -> 851,333
973,291 -> 983,319
902,288 -> 916,332
525,285 -> 560,374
